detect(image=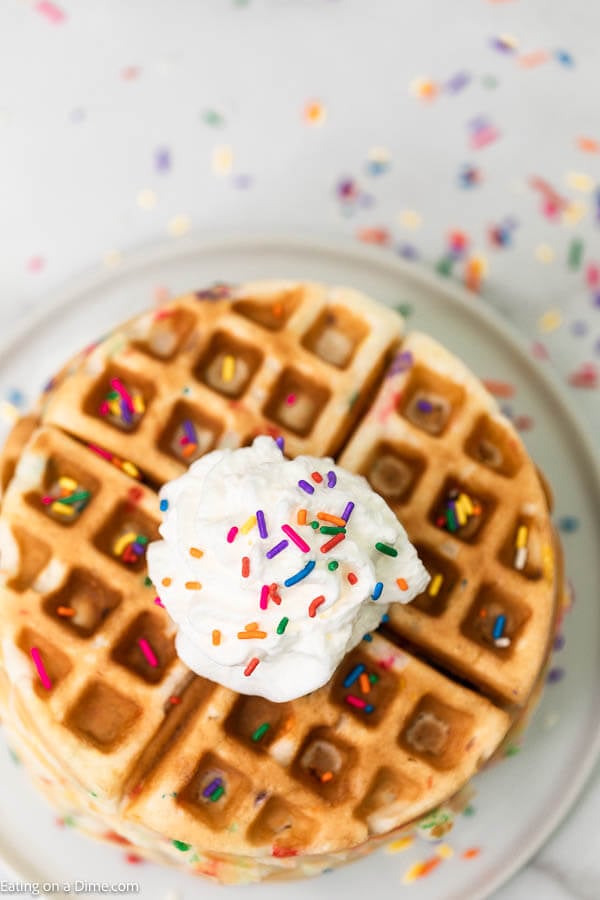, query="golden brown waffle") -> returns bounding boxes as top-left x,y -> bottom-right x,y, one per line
0,426 -> 509,860
0,282 -> 561,881
41,281 -> 404,486
339,331 -> 558,707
